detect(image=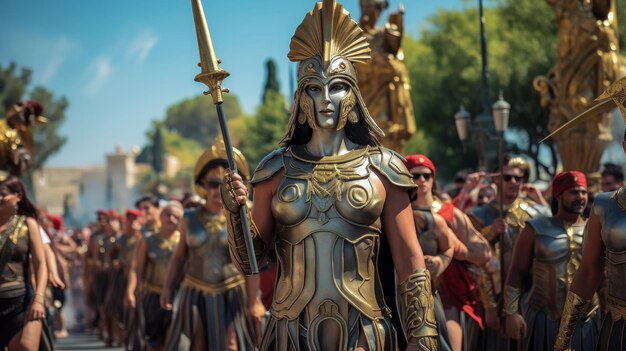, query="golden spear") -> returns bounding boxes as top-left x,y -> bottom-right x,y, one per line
190,0 -> 258,274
